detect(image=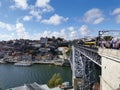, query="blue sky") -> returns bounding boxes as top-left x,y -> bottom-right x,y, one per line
0,0 -> 120,40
